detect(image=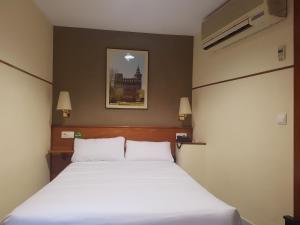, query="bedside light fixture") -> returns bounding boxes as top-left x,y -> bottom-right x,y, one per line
57,91 -> 72,118
178,97 -> 192,121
